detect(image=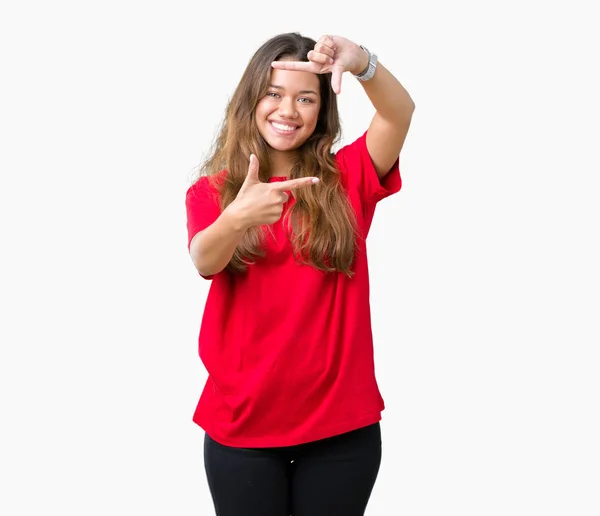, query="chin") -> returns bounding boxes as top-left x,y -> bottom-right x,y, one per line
260,127 -> 313,153
266,140 -> 302,152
